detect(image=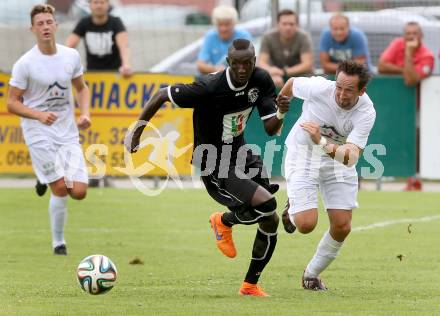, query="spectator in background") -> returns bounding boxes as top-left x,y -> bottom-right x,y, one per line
378,21 -> 434,86
66,0 -> 133,77
197,5 -> 252,74
257,9 -> 313,88
379,22 -> 435,191
319,13 -> 372,74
